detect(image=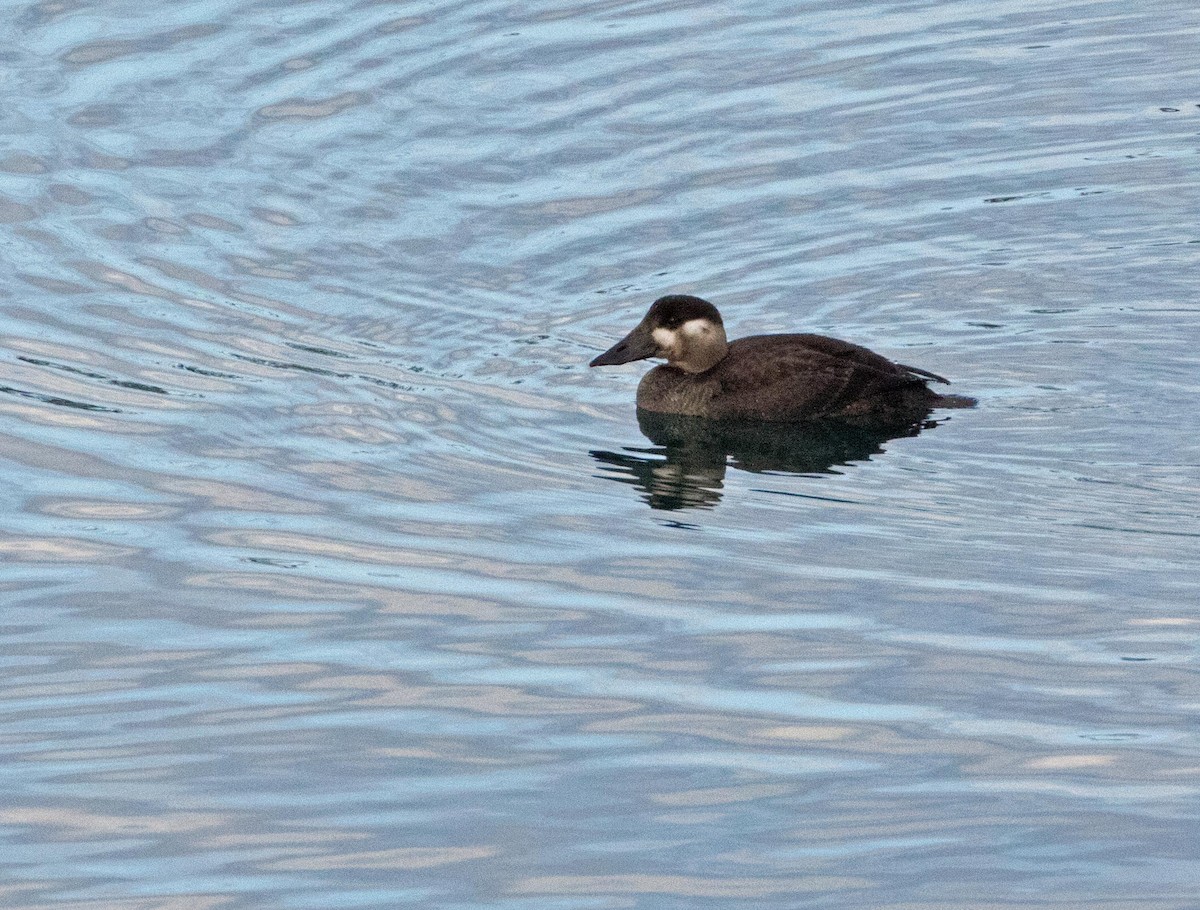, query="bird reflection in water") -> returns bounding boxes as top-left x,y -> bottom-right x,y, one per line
591,409 -> 940,511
